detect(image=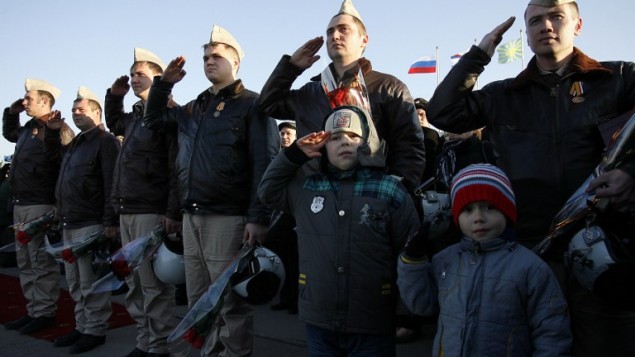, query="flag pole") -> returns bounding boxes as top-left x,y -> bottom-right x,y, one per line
435,46 -> 440,86
520,28 -> 525,69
